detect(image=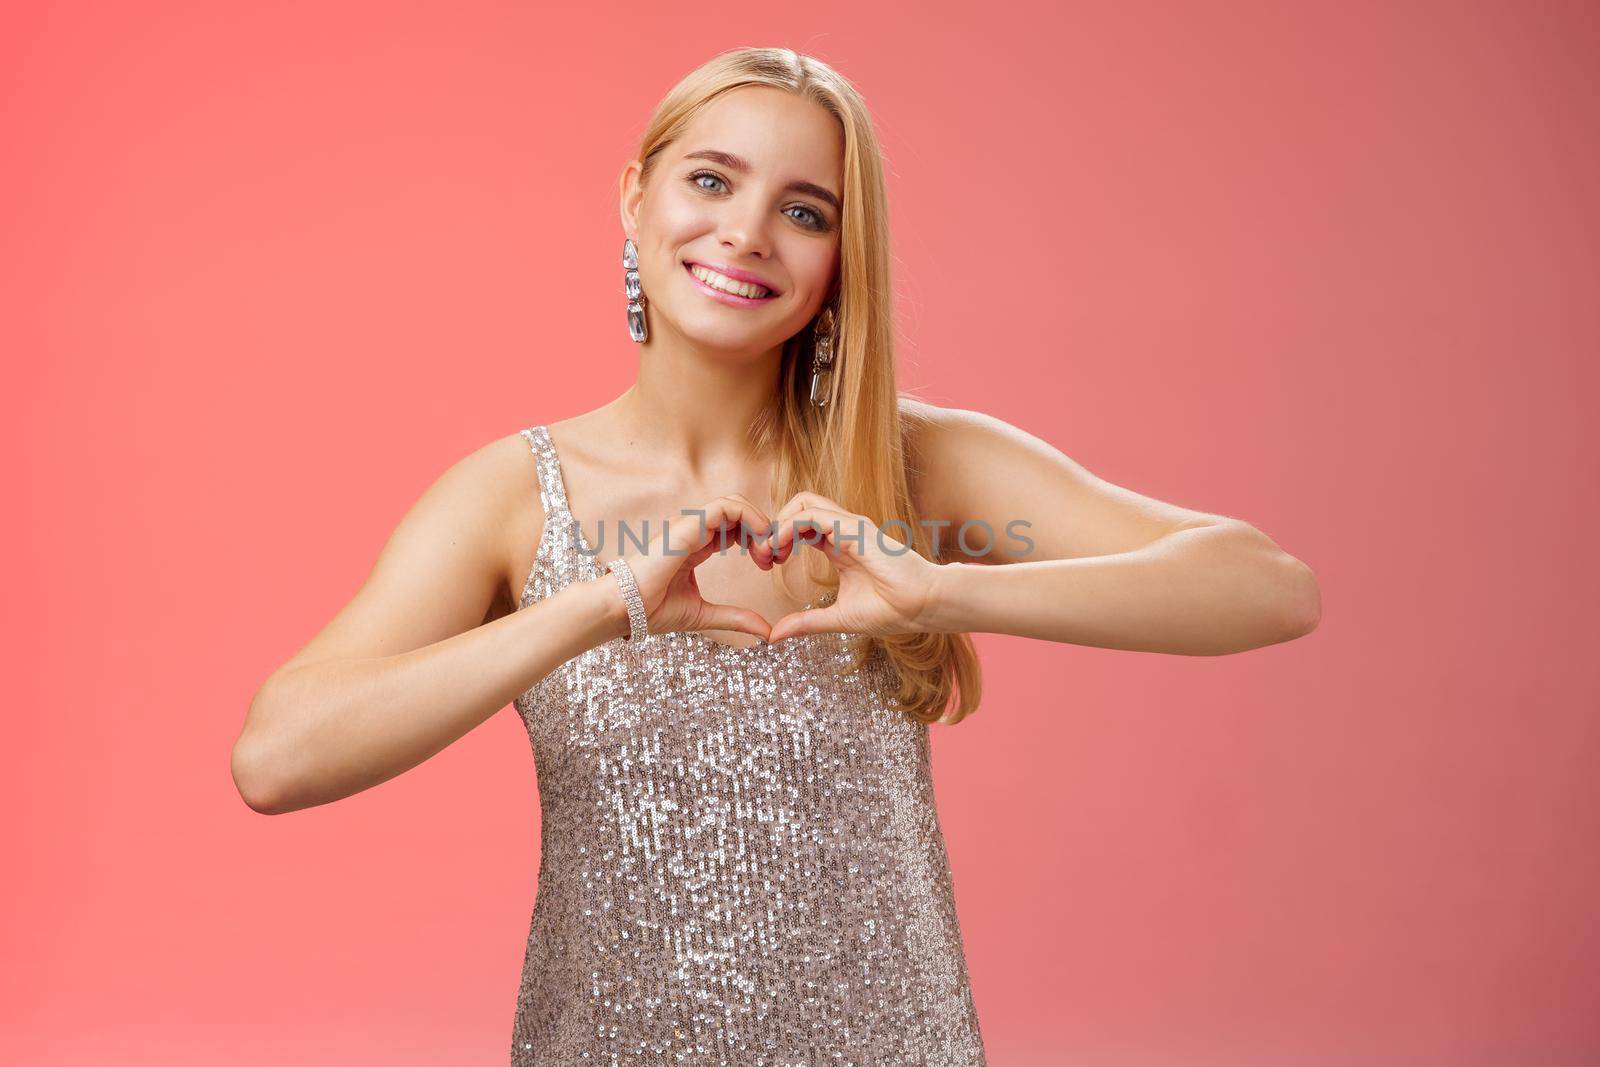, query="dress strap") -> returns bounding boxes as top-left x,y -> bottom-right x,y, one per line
519,424 -> 574,527
519,424 -> 605,585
